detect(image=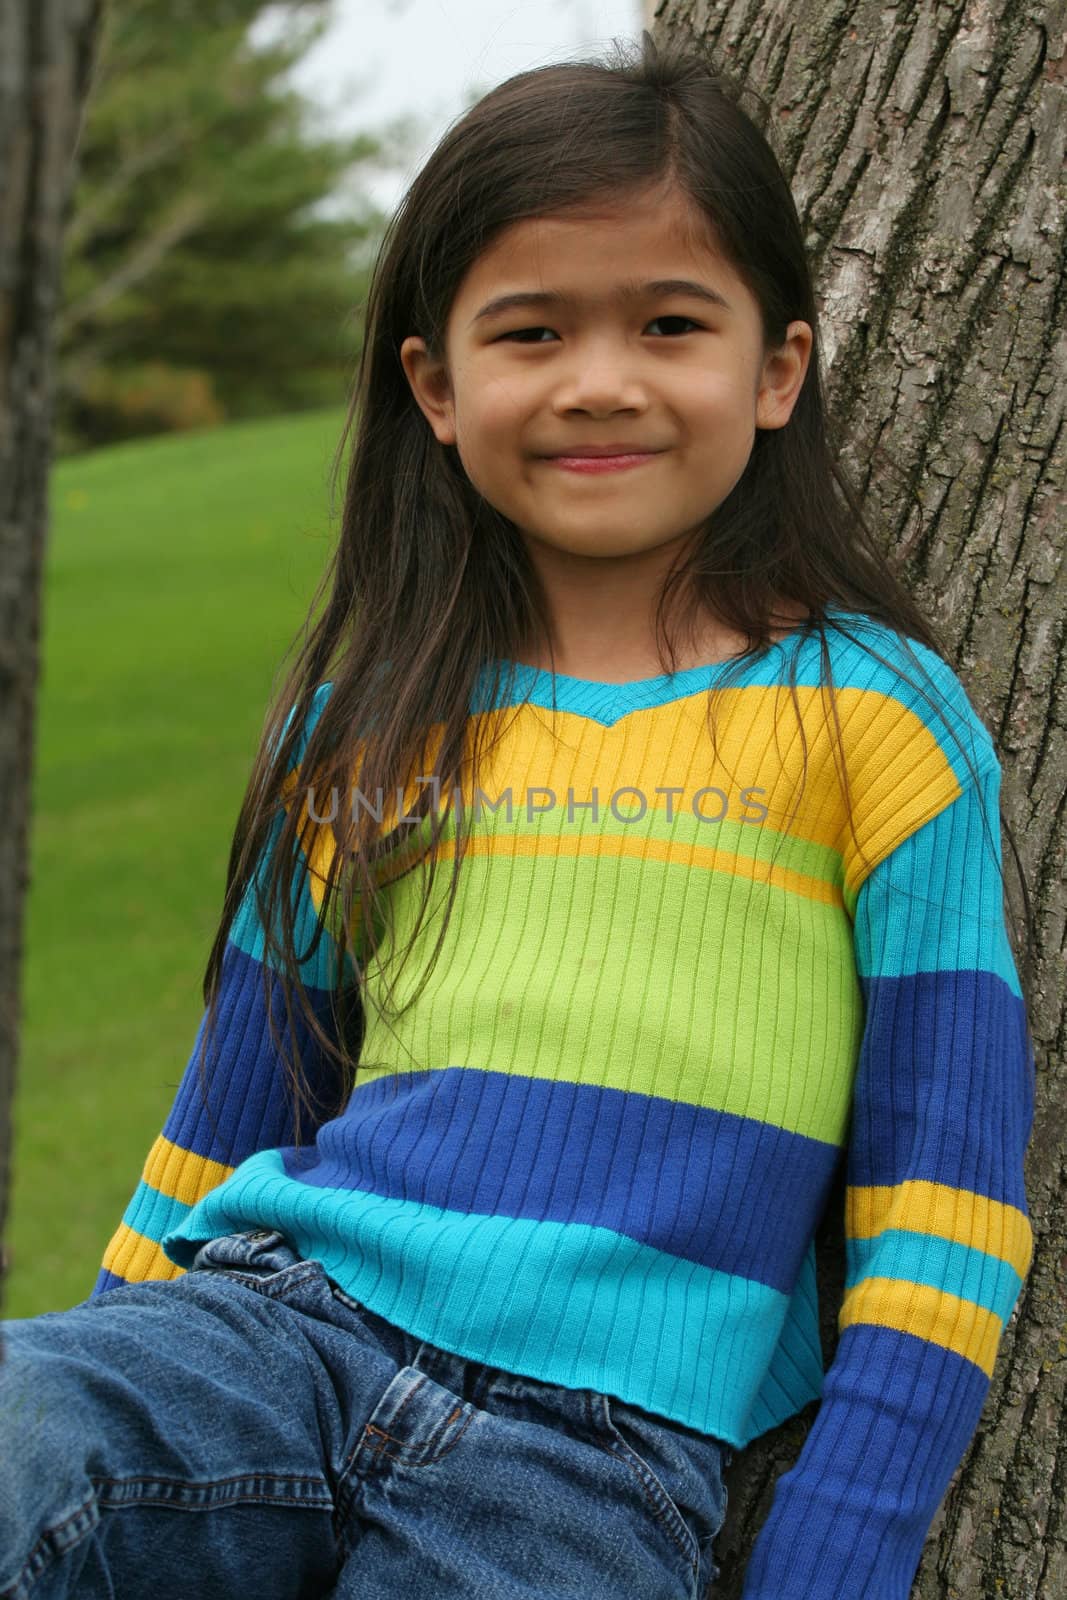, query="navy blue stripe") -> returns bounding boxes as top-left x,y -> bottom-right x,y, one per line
162,942 -> 354,1168
280,1065 -> 841,1291
92,1266 -> 130,1297
850,969 -> 1033,1207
